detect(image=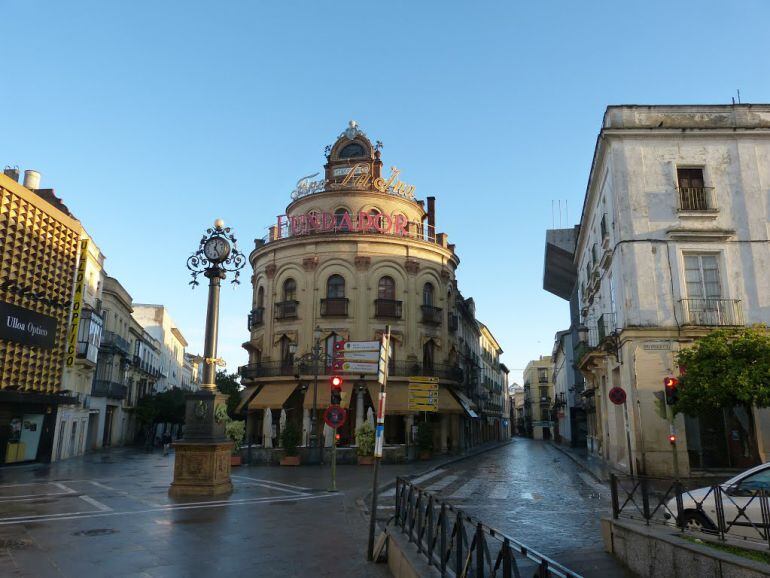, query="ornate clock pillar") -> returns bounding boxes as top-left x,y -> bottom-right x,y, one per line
169,219 -> 245,498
